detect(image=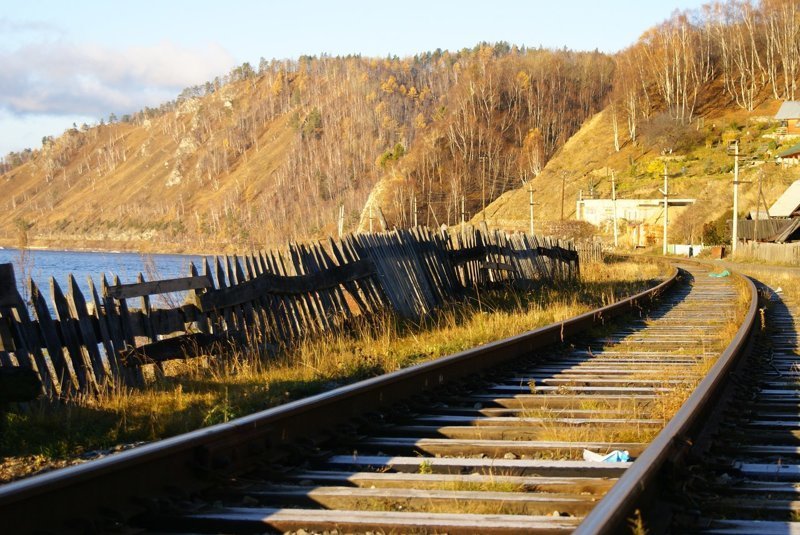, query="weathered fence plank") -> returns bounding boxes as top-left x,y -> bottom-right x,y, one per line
122,333 -> 222,366
106,276 -> 212,299
67,275 -> 108,385
88,278 -> 119,378
3,286 -> 54,396
198,260 -> 375,312
51,278 -> 96,393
